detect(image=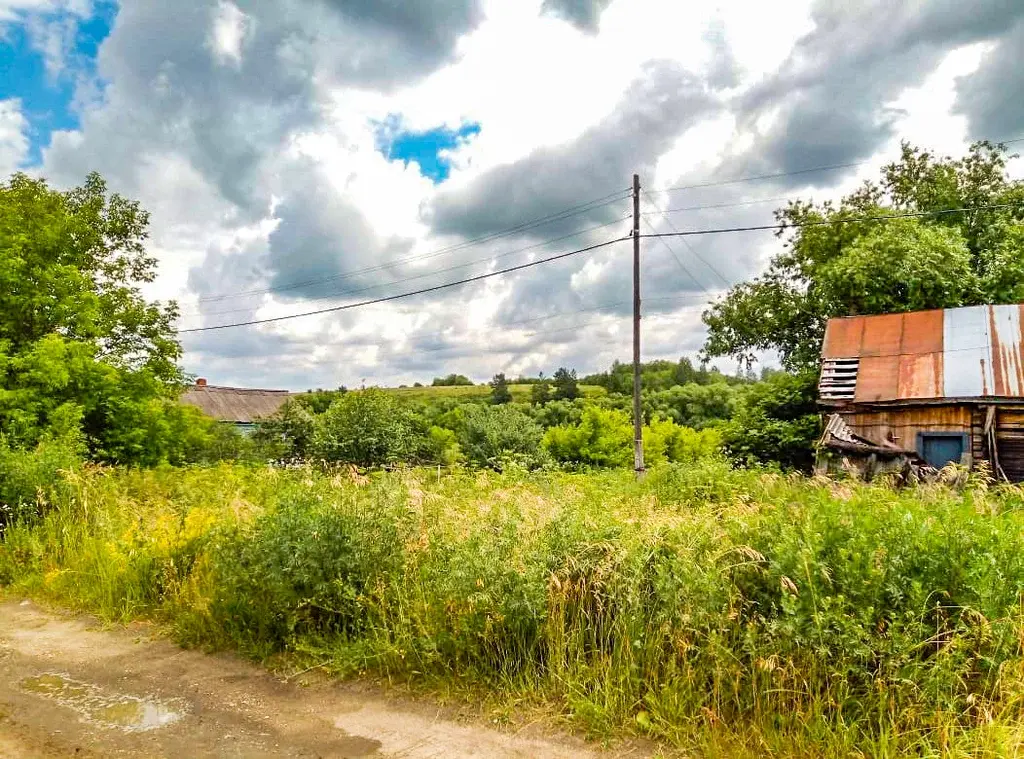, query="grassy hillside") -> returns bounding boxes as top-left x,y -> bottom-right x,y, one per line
383,383 -> 607,402
4,460 -> 1024,756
